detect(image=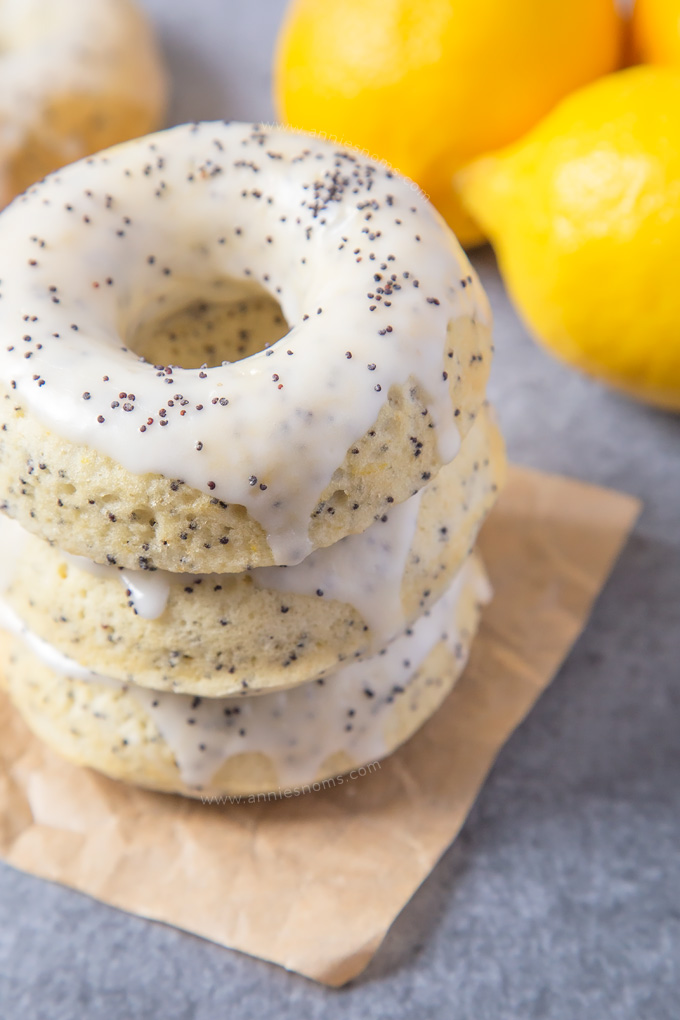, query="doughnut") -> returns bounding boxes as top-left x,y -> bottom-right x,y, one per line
1,406 -> 504,696
0,554 -> 489,797
0,121 -> 492,572
0,121 -> 503,799
0,0 -> 167,208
